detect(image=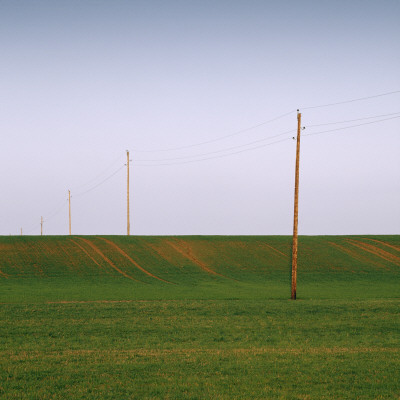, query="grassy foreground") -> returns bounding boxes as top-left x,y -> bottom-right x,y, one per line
1,235 -> 399,399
